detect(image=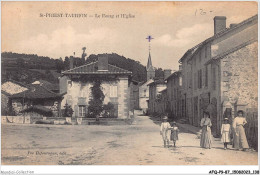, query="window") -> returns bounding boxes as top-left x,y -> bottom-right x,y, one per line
179,76 -> 182,86
198,69 -> 202,89
189,72 -> 192,89
212,67 -> 216,90
67,80 -> 72,87
205,46 -> 208,59
79,105 -> 86,117
194,72 -> 197,90
110,85 -> 118,97
205,66 -> 208,87
144,90 -> 147,97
